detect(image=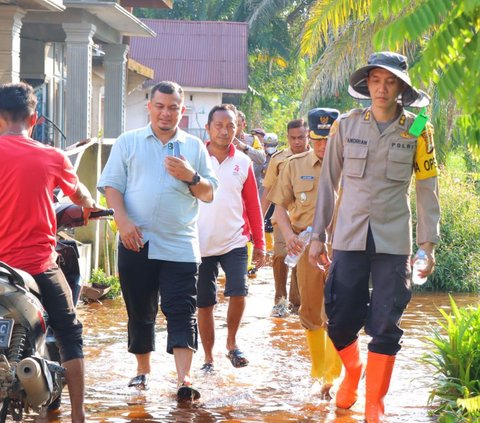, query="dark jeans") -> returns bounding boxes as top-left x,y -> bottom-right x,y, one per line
118,242 -> 198,355
324,229 -> 411,355
33,267 -> 83,363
